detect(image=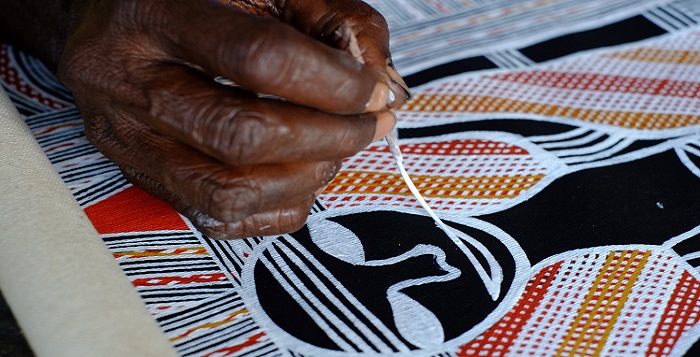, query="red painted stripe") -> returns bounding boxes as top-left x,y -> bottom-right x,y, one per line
644,271 -> 700,357
367,139 -> 529,156
457,261 -> 563,356
492,70 -> 700,98
44,142 -> 75,152
35,122 -> 83,136
113,247 -> 207,259
202,332 -> 266,357
131,273 -> 227,287
84,186 -> 189,234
